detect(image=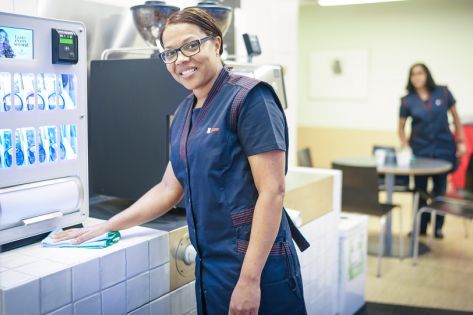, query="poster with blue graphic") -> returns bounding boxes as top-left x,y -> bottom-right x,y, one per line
0,26 -> 34,60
